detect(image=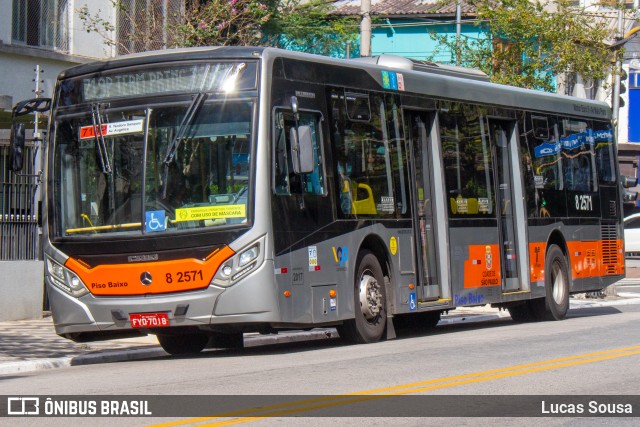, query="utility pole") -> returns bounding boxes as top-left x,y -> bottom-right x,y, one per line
32,65 -> 44,140
32,65 -> 44,258
360,0 -> 371,57
612,8 -> 623,130
456,0 -> 461,66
